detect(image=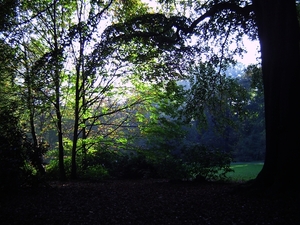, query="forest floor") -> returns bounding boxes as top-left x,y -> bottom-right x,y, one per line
1,179 -> 299,225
